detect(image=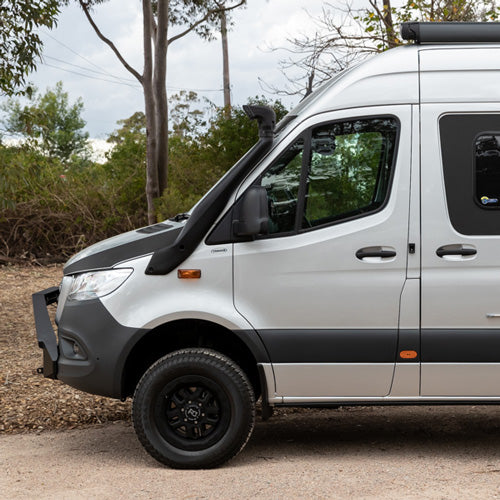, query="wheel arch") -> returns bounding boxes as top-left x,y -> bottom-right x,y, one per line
121,318 -> 269,399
